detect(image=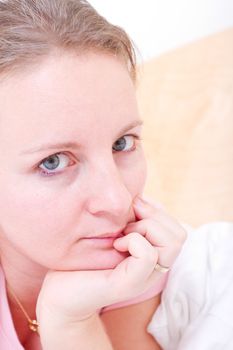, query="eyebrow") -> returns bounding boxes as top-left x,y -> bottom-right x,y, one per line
20,120 -> 143,155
